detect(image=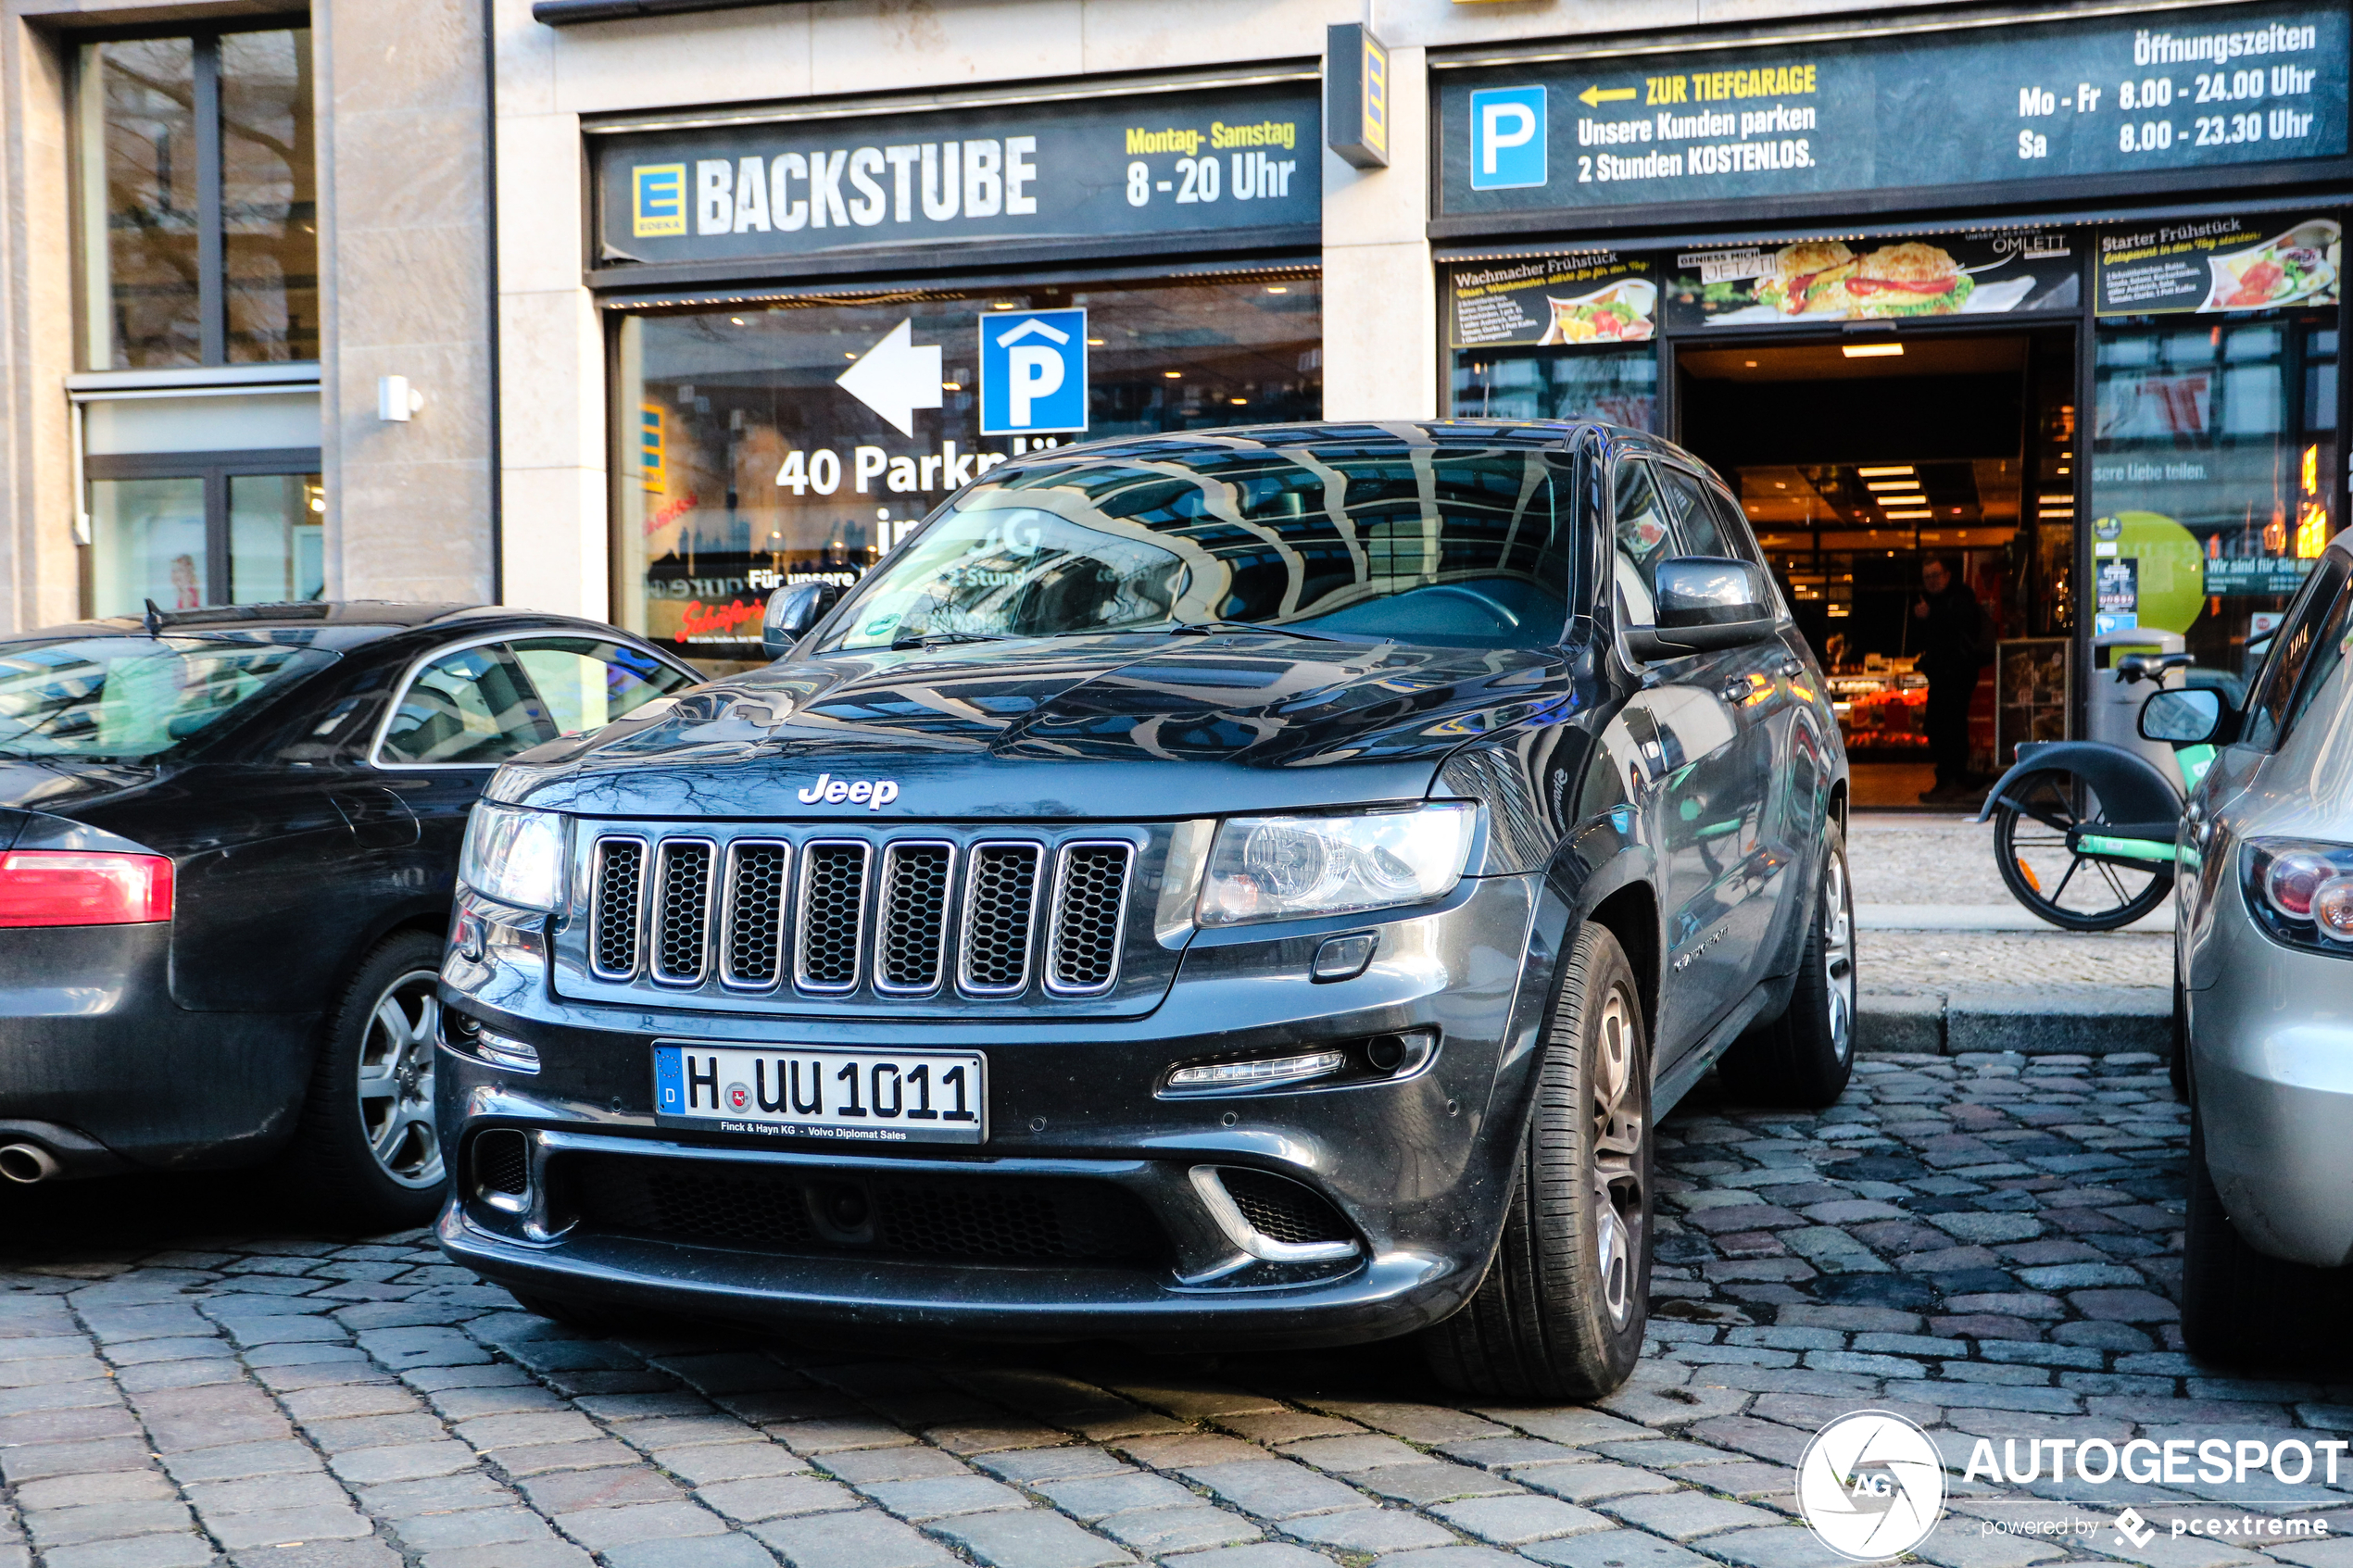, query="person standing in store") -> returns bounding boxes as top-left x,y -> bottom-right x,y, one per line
1912,557 -> 1994,805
